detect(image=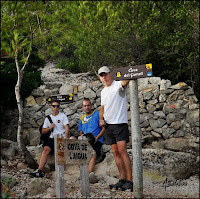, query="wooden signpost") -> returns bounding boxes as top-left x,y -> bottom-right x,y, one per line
47,94 -> 73,103
111,63 -> 153,198
54,135 -> 95,198
110,63 -> 153,80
